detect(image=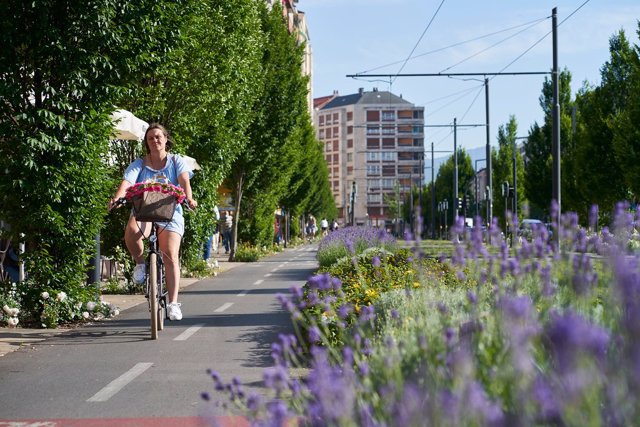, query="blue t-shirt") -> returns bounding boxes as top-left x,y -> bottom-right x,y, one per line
123,154 -> 193,233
